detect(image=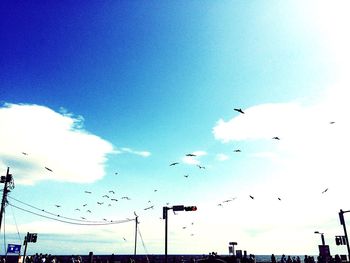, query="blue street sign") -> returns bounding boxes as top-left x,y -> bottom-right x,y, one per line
7,244 -> 21,254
